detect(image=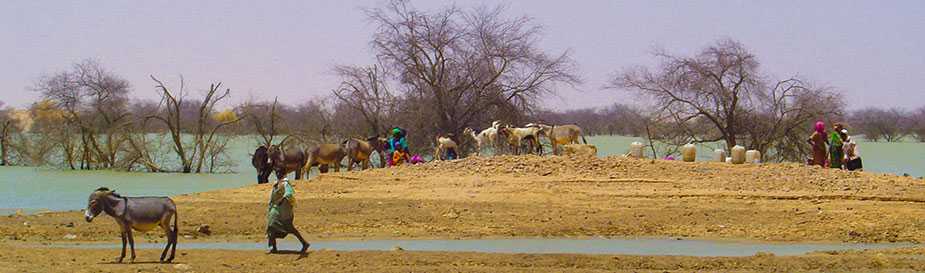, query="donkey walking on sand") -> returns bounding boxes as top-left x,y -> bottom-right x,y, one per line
84,187 -> 179,263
